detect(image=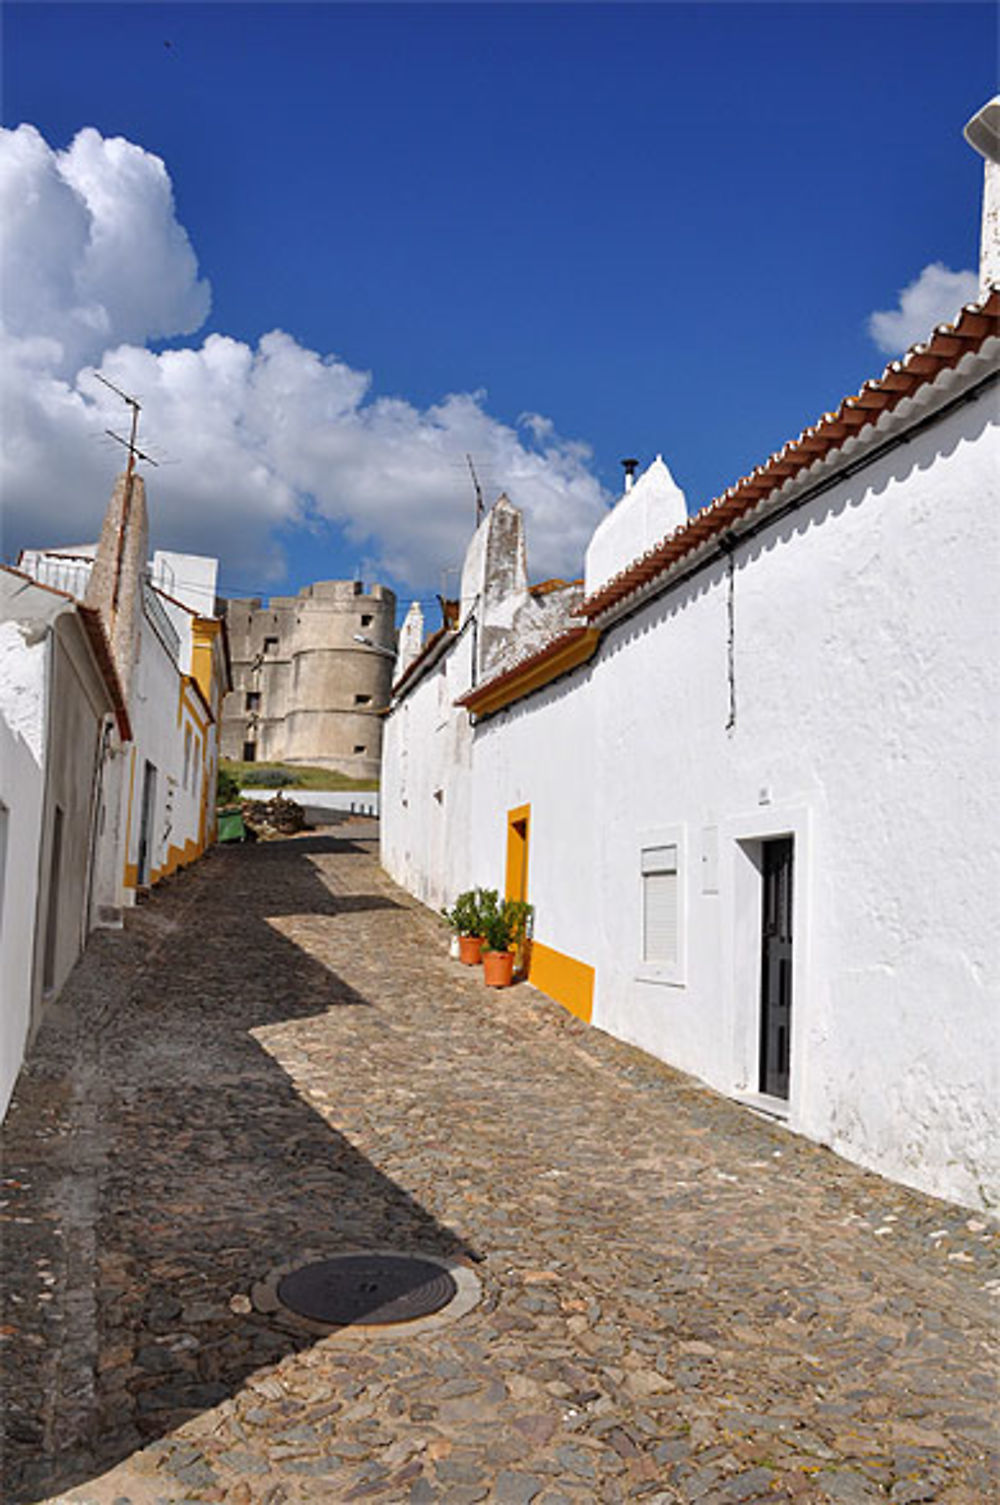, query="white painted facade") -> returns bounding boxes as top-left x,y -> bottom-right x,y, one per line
0,615 -> 47,1116
381,341 -> 1000,1212
584,454 -> 688,596
0,578 -> 121,1118
5,475 -> 228,1118
18,517 -> 226,909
